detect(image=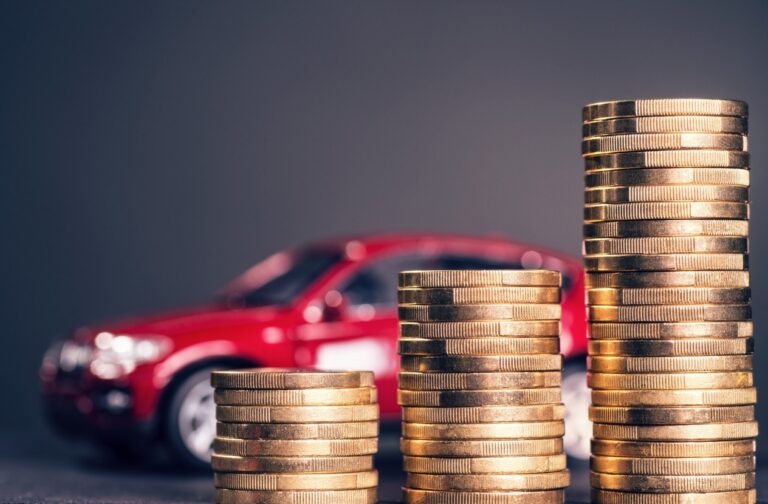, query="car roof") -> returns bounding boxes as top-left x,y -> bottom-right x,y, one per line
306,233 -> 581,269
